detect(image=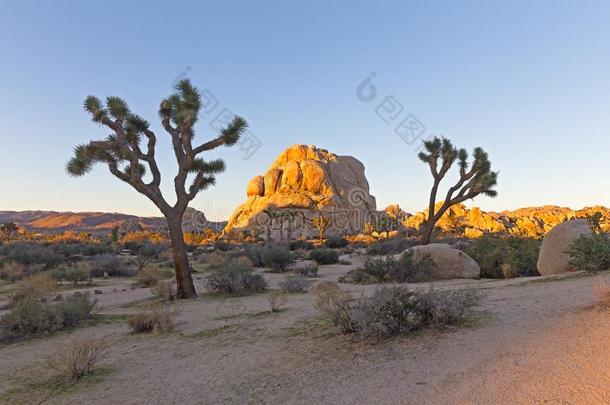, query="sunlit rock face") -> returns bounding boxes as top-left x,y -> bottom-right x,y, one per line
537,219 -> 592,275
401,203 -> 609,238
224,144 -> 376,238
